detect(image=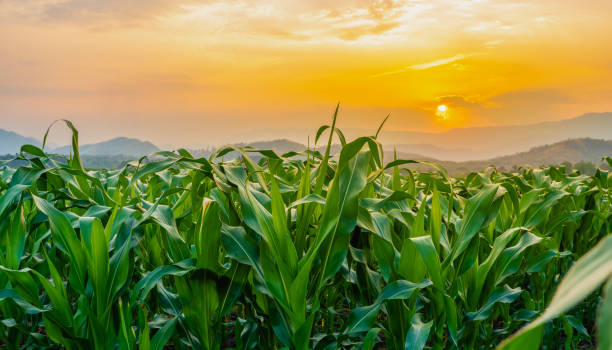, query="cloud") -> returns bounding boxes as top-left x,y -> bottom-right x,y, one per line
317,0 -> 422,41
484,39 -> 503,47
1,0 -> 407,37
436,94 -> 483,109
0,0 -> 192,26
409,54 -> 472,70
42,0 -> 179,21
335,21 -> 401,40
371,53 -> 472,77
0,0 -> 587,43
